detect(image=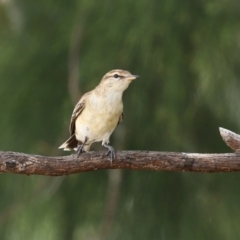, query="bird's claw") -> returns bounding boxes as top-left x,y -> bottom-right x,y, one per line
77,144 -> 85,157
76,136 -> 88,157
104,143 -> 116,163
106,149 -> 116,163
